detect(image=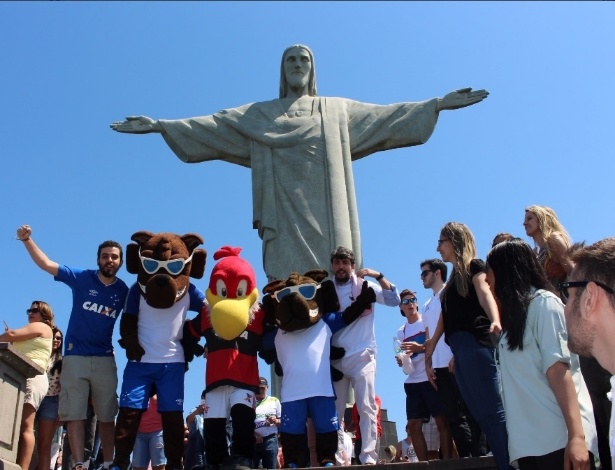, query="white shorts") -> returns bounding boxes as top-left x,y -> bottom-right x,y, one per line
25,373 -> 49,409
204,385 -> 255,418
